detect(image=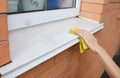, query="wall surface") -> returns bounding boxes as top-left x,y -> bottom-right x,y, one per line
79,0 -> 120,77
17,0 -> 120,78
0,0 -> 11,67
